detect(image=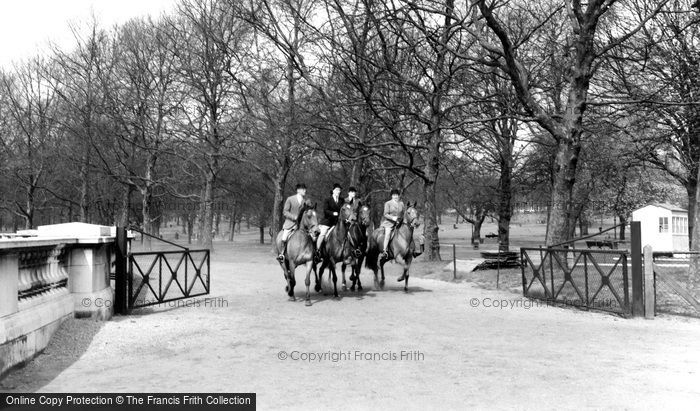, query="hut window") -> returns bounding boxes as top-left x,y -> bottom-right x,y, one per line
672,216 -> 688,235
659,217 -> 669,233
